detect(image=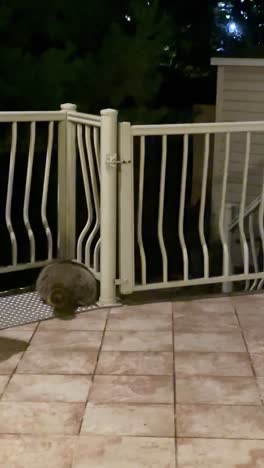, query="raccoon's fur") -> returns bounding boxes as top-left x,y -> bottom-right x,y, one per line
36,260 -> 99,315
